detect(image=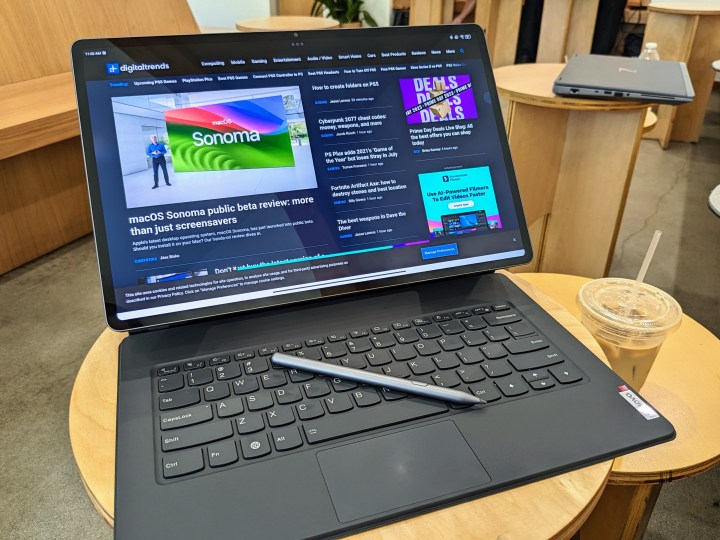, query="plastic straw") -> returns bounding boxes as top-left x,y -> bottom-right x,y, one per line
636,230 -> 662,284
